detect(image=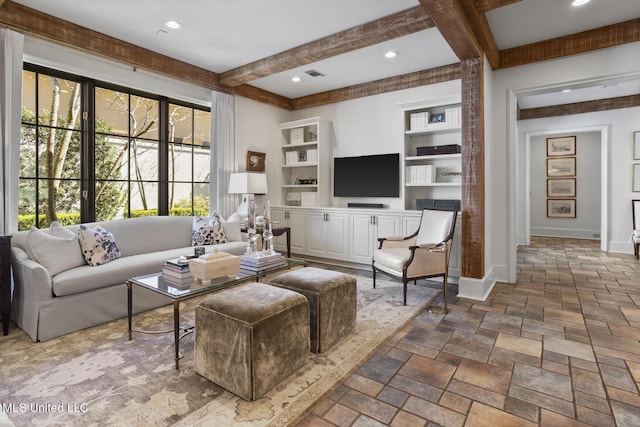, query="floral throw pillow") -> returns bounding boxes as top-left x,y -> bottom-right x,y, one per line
192,213 -> 227,246
77,225 -> 121,266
